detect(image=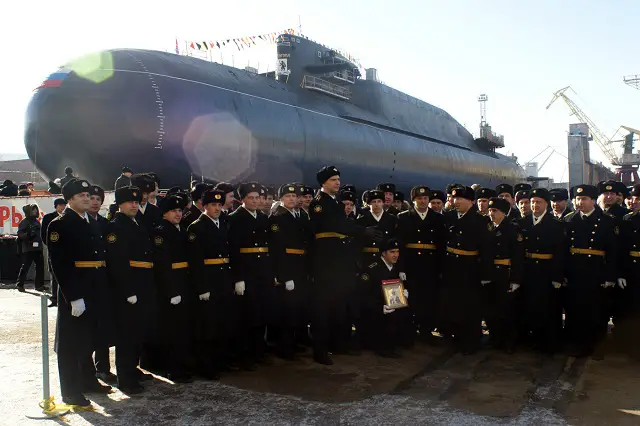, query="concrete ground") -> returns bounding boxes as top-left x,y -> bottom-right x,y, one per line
1,285 -> 640,425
